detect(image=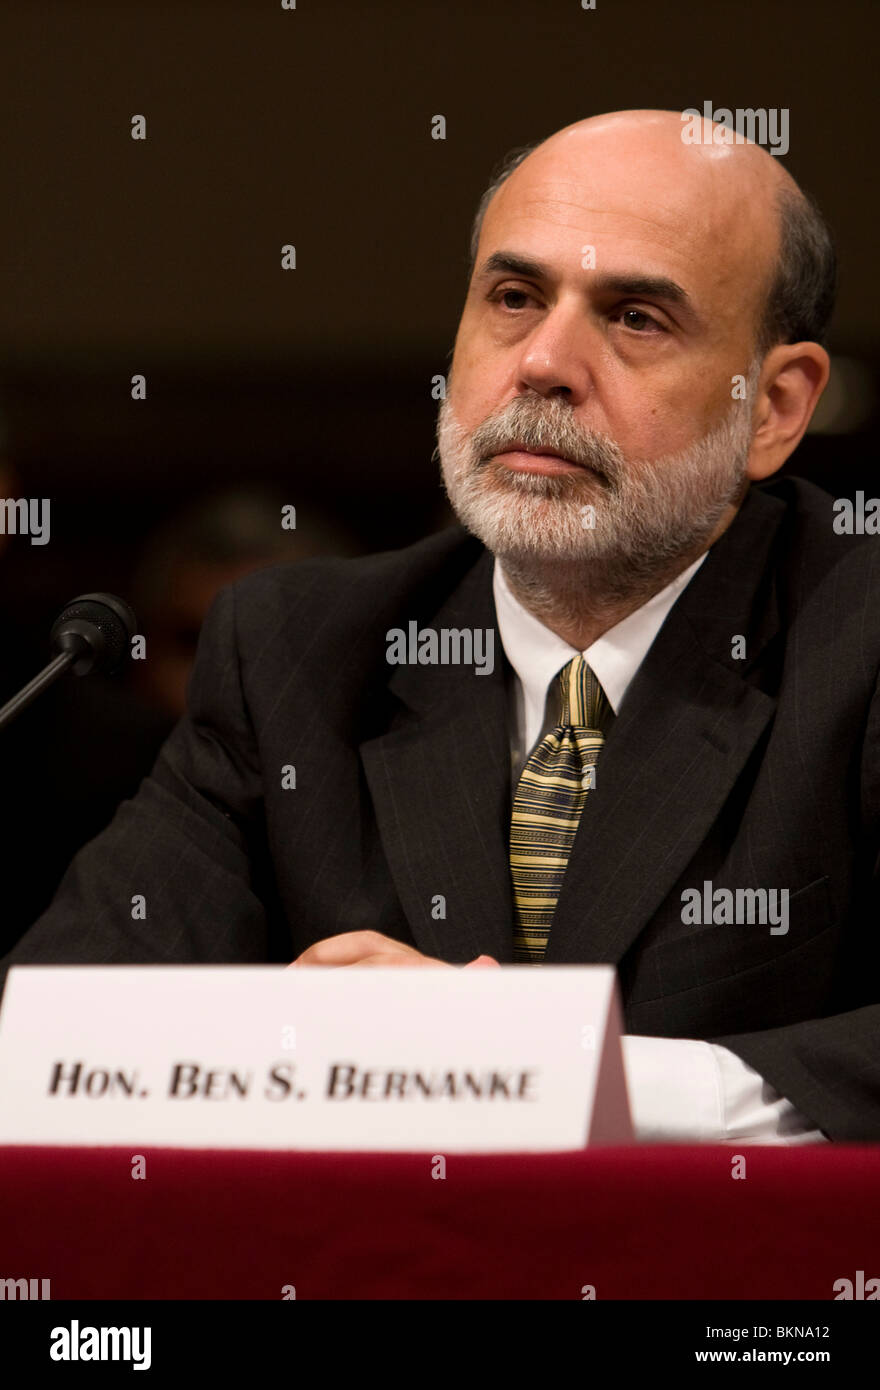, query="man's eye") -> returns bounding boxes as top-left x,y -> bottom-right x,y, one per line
618,307 -> 662,332
491,288 -> 534,311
